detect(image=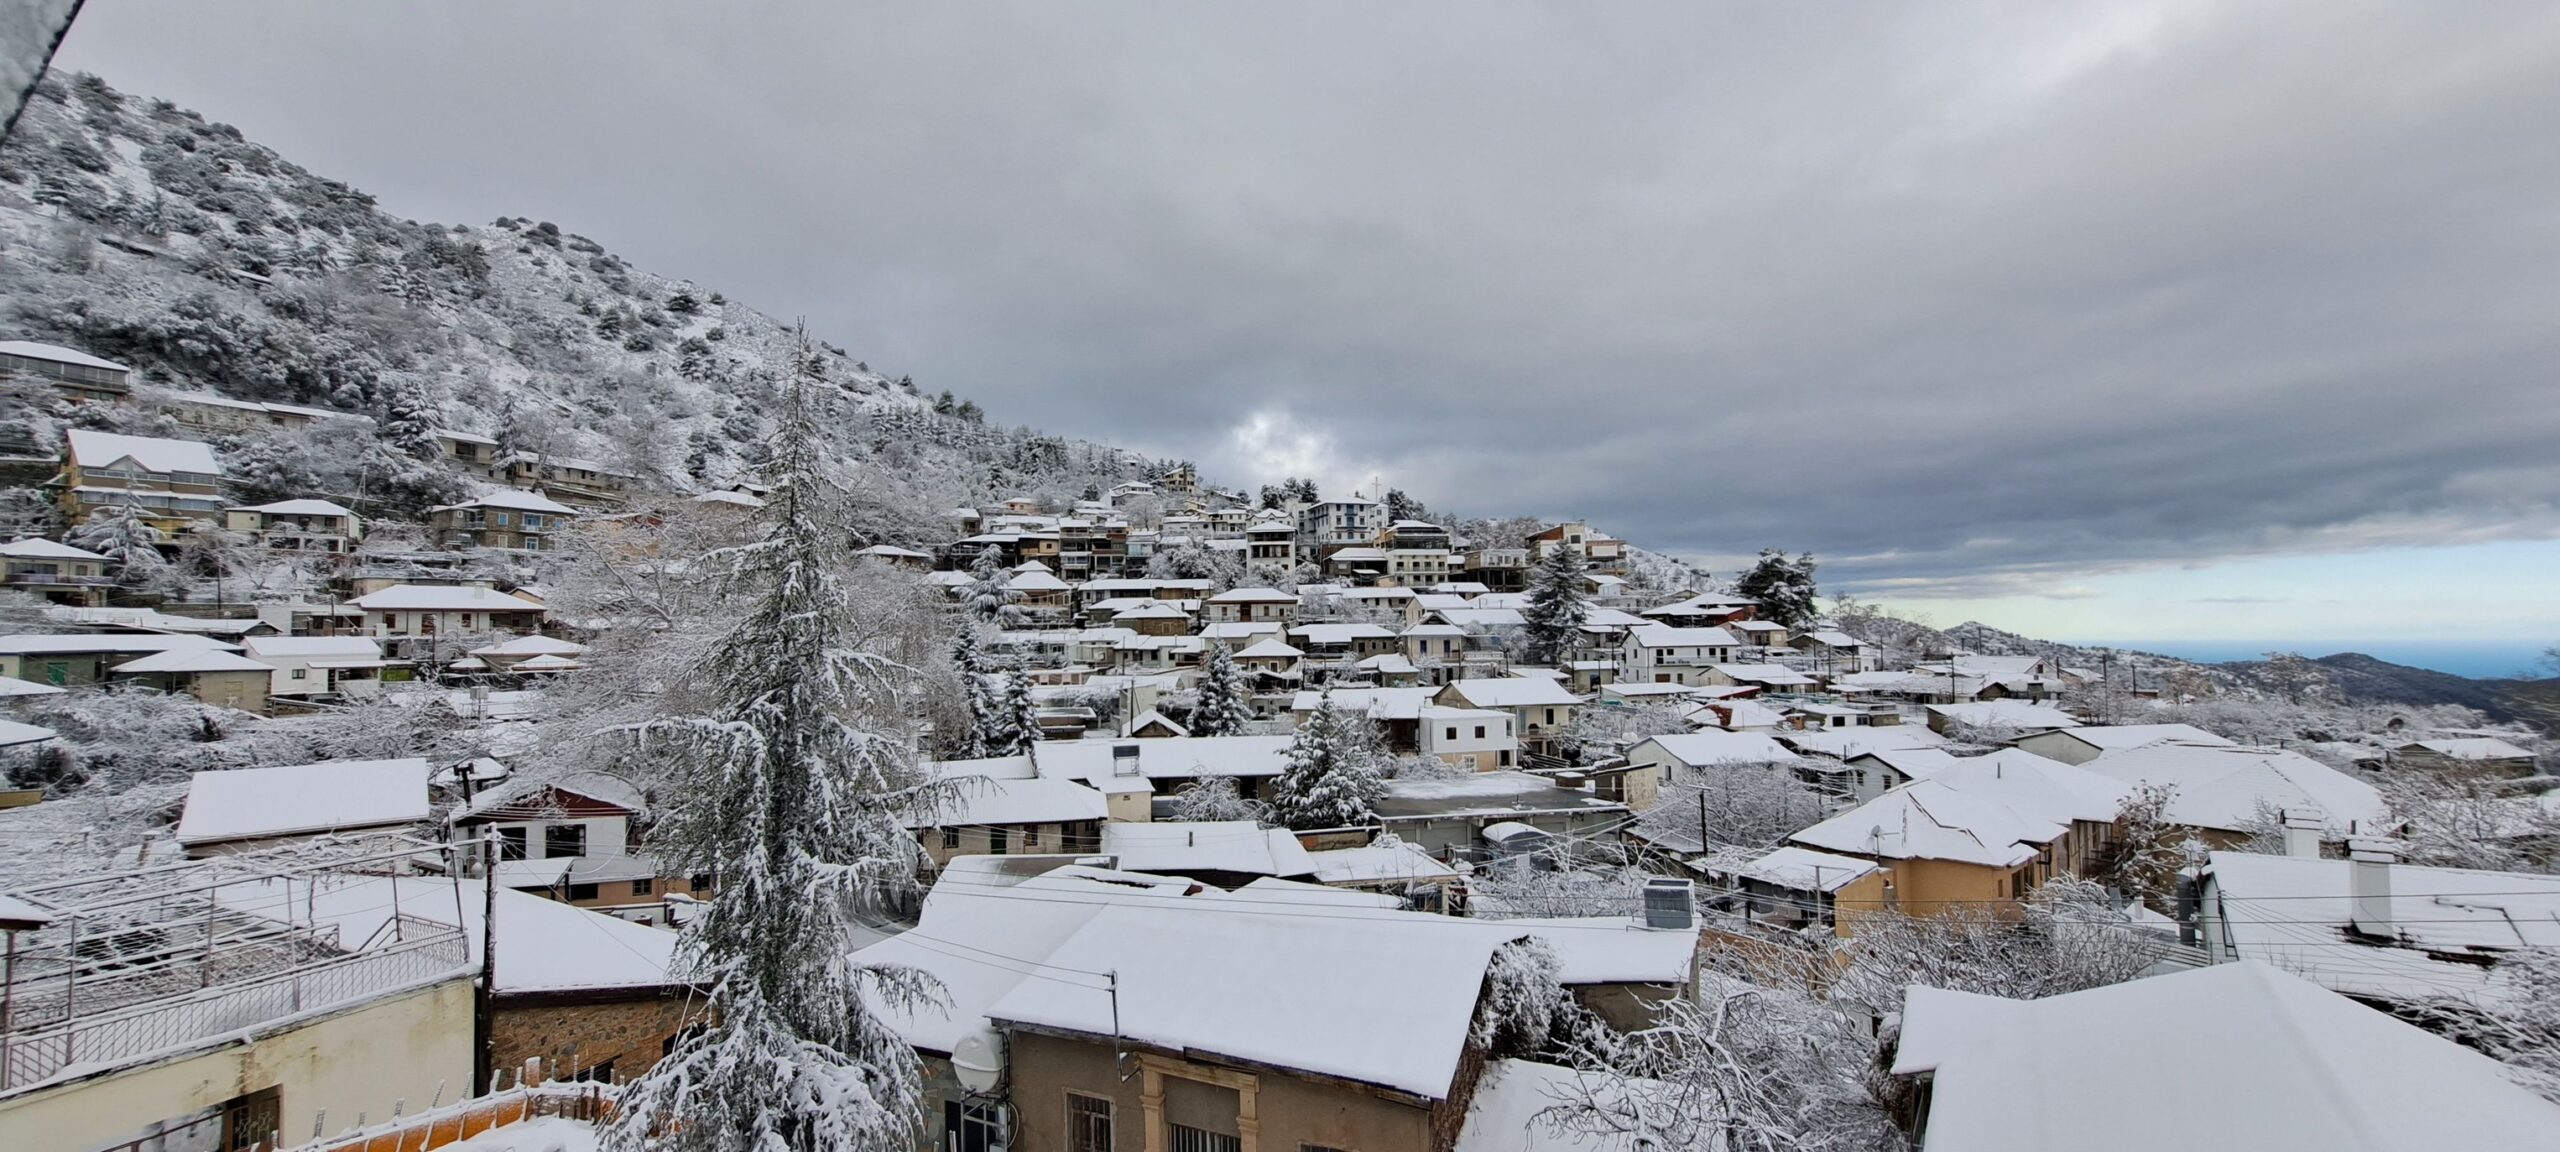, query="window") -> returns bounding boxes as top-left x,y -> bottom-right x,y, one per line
1445,727 -> 1457,741
988,828 -> 1008,856
1474,725 -> 1486,739
631,877 -> 653,896
943,826 -> 961,849
948,1100 -> 1005,1152
494,826 -> 529,861
290,668 -> 308,680
1025,824 -> 1041,849
545,824 -> 588,857
567,883 -> 600,901
1067,1093 -> 1114,1152
1170,1125 -> 1240,1152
